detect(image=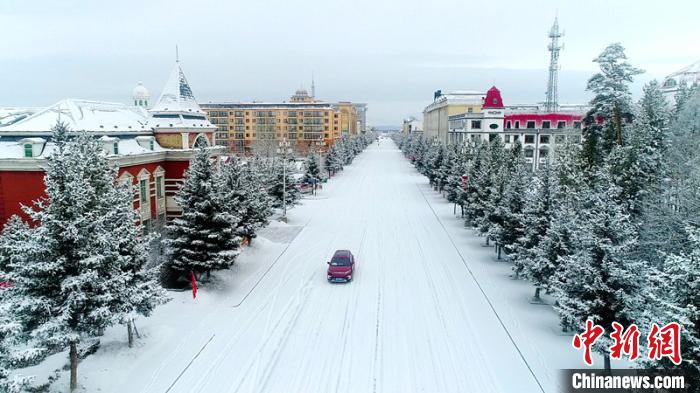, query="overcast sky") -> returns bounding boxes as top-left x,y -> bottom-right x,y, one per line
1,0 -> 698,125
